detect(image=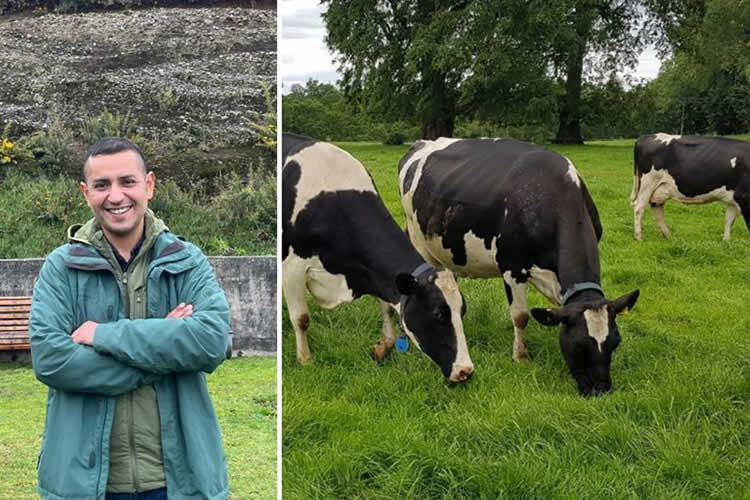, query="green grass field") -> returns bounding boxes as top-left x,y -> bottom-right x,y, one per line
282,138 -> 750,498
0,357 -> 276,499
